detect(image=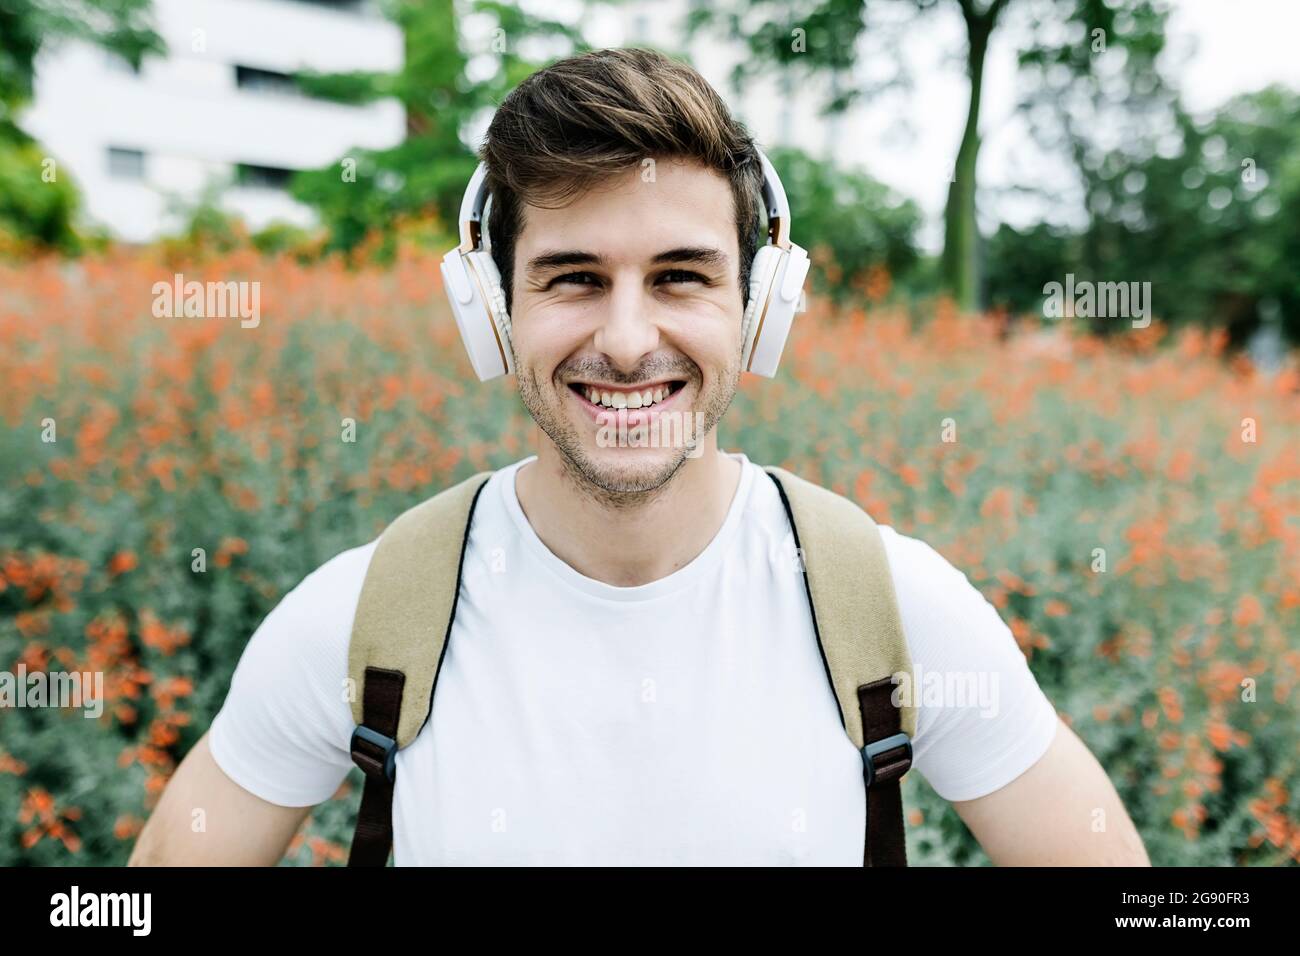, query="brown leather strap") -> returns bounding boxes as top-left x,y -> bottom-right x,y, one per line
347,667 -> 405,867
859,677 -> 912,866
344,473 -> 491,866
